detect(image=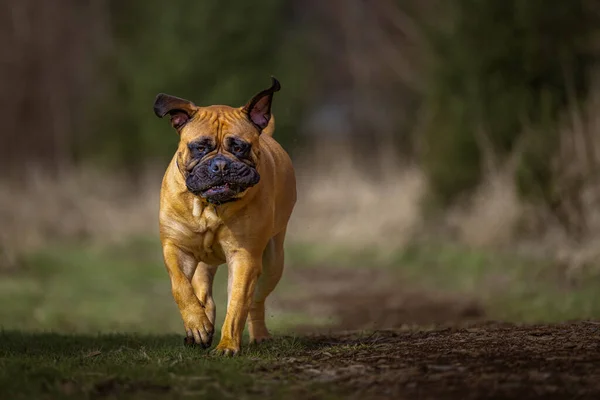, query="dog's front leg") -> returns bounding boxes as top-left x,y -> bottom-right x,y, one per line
212,251 -> 261,356
162,242 -> 214,348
